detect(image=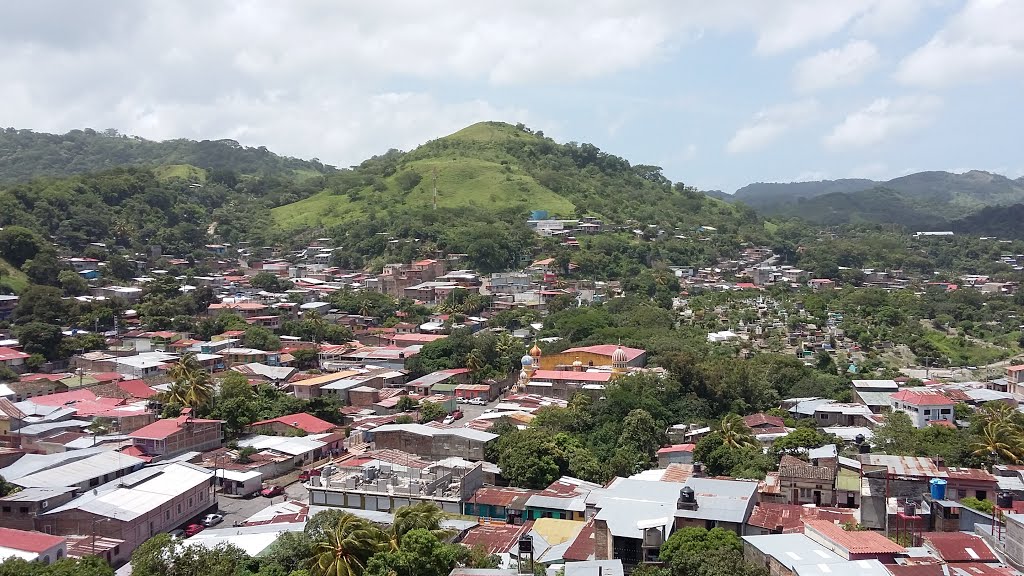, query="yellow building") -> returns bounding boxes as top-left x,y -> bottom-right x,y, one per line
537,344 -> 646,371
